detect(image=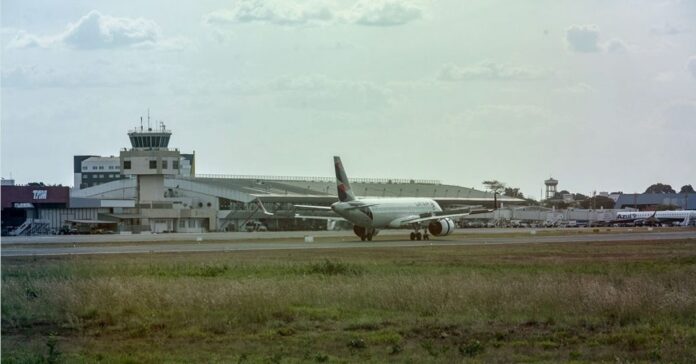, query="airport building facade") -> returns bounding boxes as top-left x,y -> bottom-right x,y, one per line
73,154 -> 194,190
3,126 -> 508,235
11,125 -> 692,235
614,193 -> 695,211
